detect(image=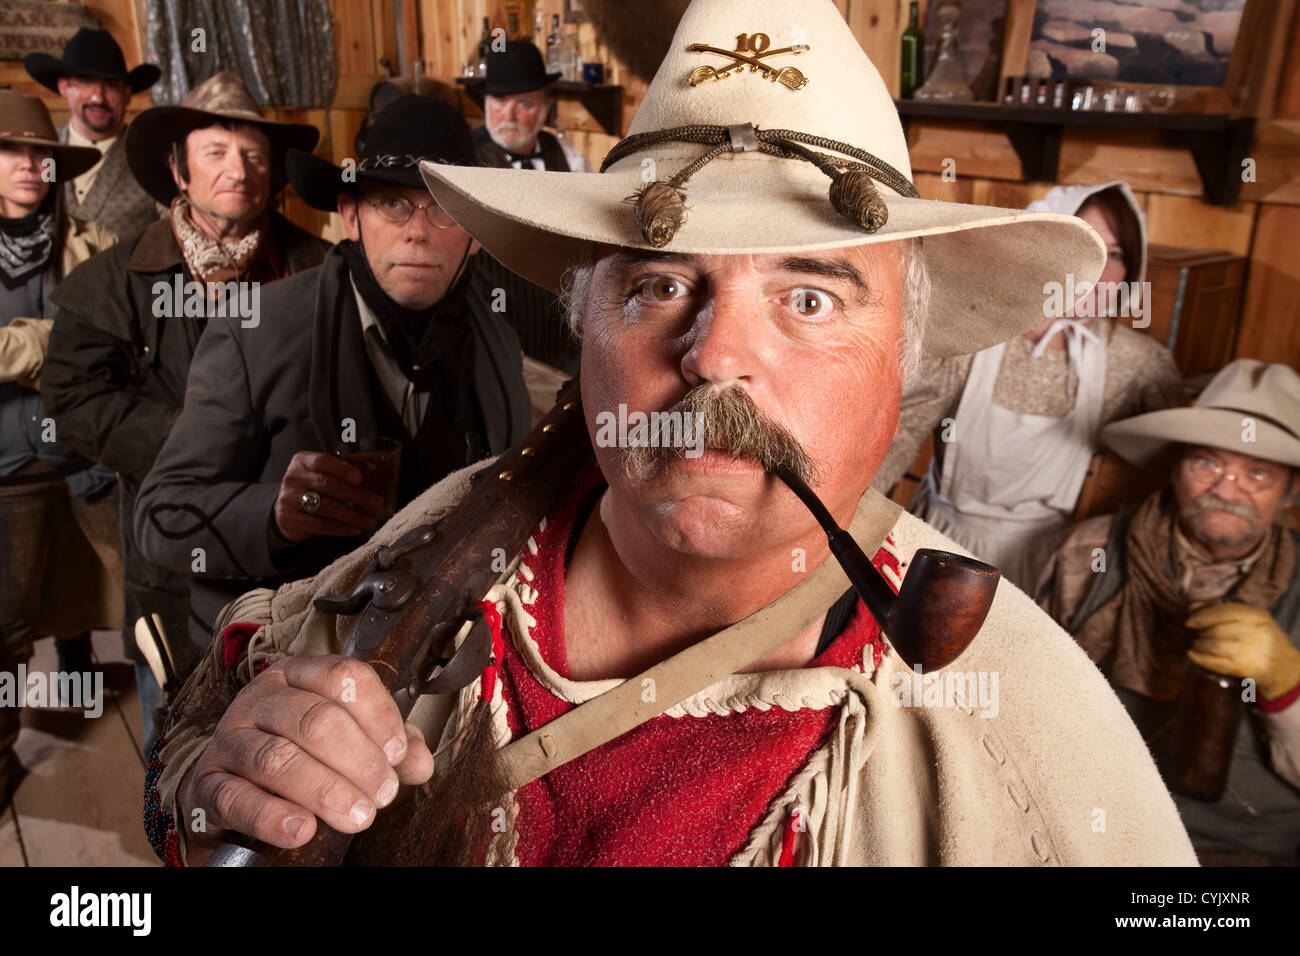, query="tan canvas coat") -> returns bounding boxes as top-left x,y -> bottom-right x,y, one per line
156,463 -> 1198,866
